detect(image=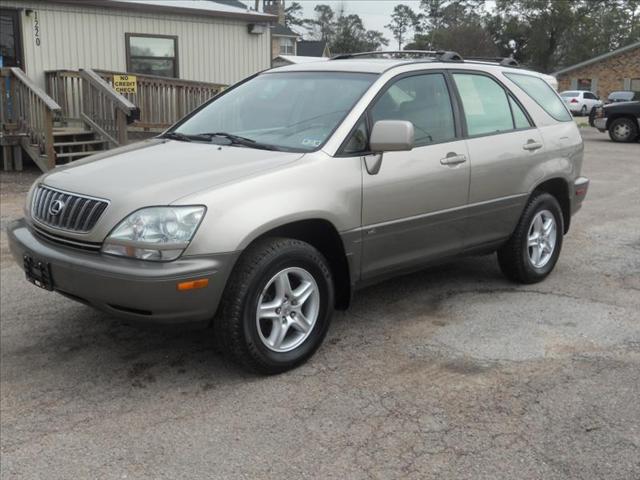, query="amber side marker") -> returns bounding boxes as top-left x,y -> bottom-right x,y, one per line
177,279 -> 209,291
